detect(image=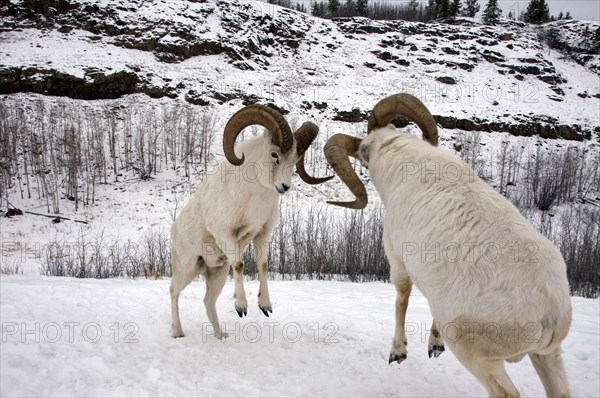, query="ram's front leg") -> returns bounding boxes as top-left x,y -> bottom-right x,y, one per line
428,319 -> 445,358
253,229 -> 274,317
